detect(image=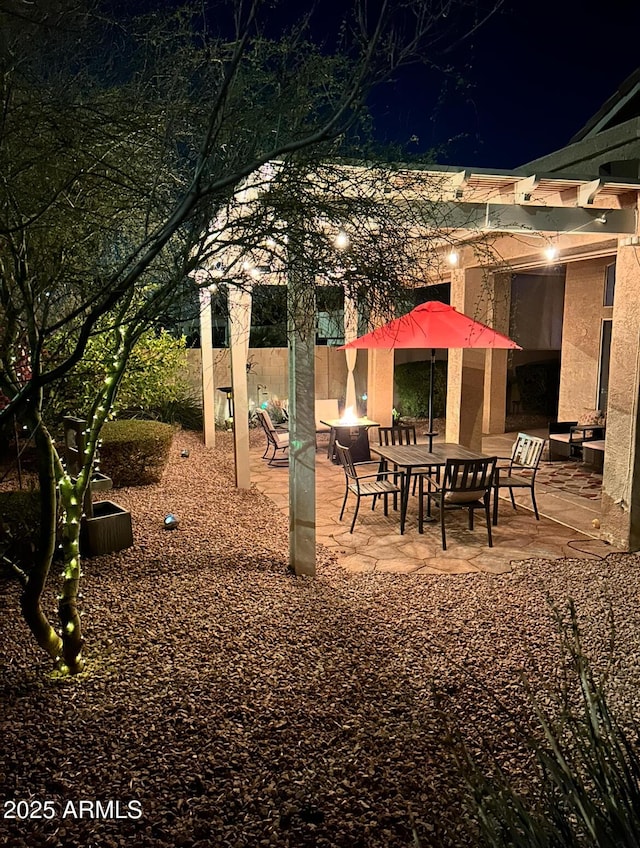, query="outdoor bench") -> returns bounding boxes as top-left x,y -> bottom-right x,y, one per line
582,440 -> 605,472
548,420 -> 605,465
